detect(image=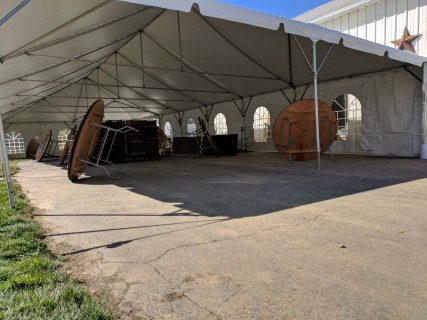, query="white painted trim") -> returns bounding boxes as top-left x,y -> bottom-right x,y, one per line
307,0 -> 381,24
